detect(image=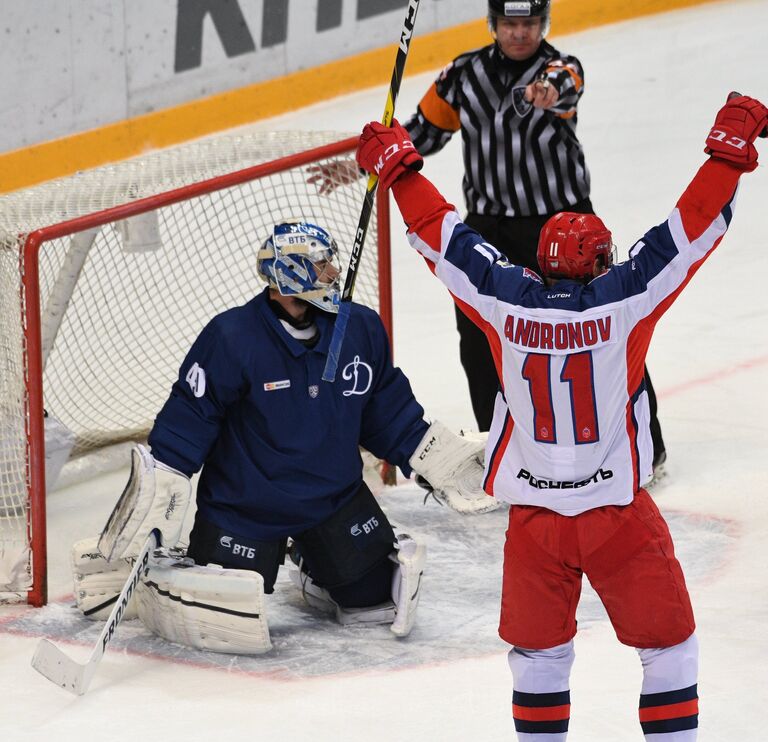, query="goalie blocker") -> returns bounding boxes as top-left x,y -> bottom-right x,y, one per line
98,444 -> 192,562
